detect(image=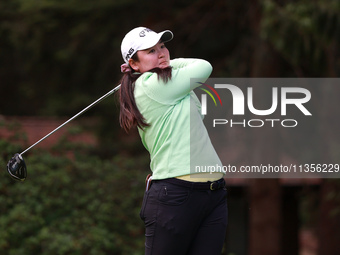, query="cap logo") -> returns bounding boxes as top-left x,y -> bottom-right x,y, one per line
139,28 -> 153,37
125,48 -> 135,61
